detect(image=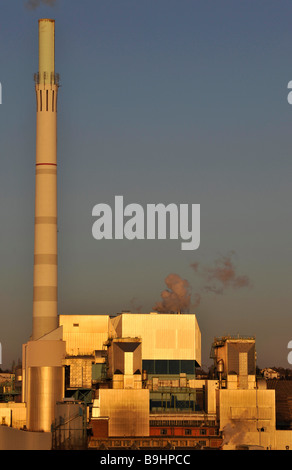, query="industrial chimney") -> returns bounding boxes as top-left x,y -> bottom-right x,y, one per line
22,19 -> 66,433
32,19 -> 59,340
